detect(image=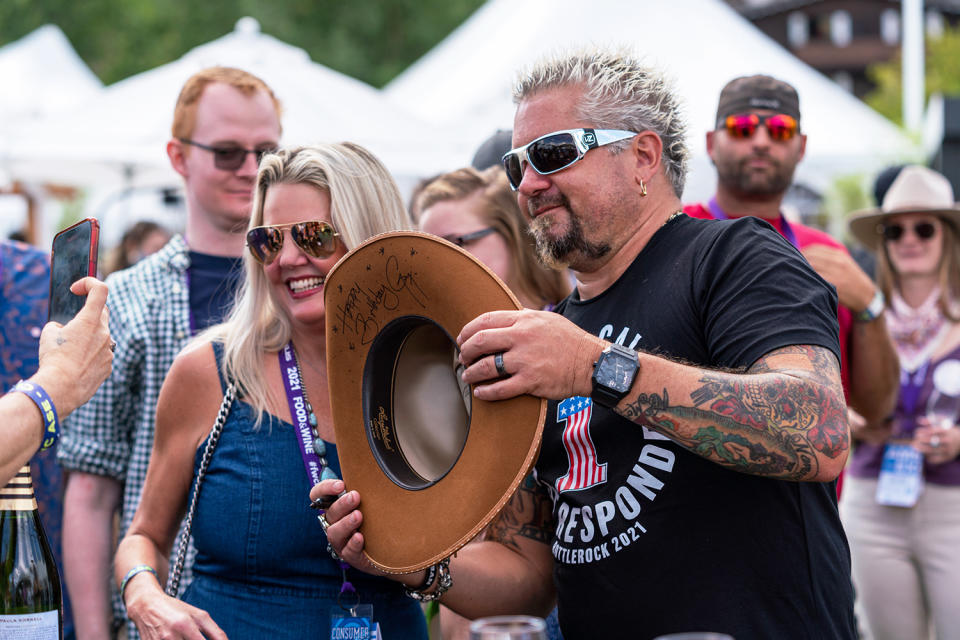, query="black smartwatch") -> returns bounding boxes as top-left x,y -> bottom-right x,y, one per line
591,343 -> 639,408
